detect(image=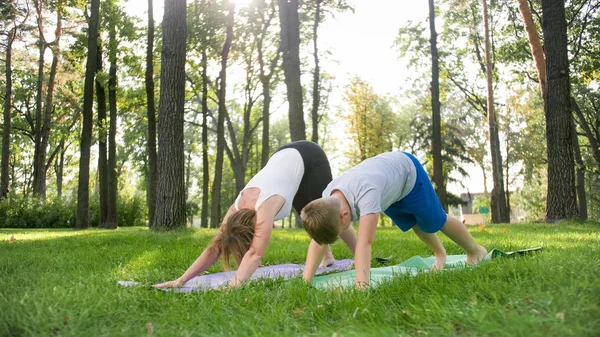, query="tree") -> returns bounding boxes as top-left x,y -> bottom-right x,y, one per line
105,1 -> 119,229
429,0 -> 446,210
541,0 -> 578,221
96,44 -> 108,227
343,77 -> 397,164
76,0 -> 100,229
1,20 -> 18,199
210,3 -> 234,228
145,0 -> 158,227
153,0 -> 188,230
310,0 -> 322,143
482,0 -> 509,223
278,0 -> 305,141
